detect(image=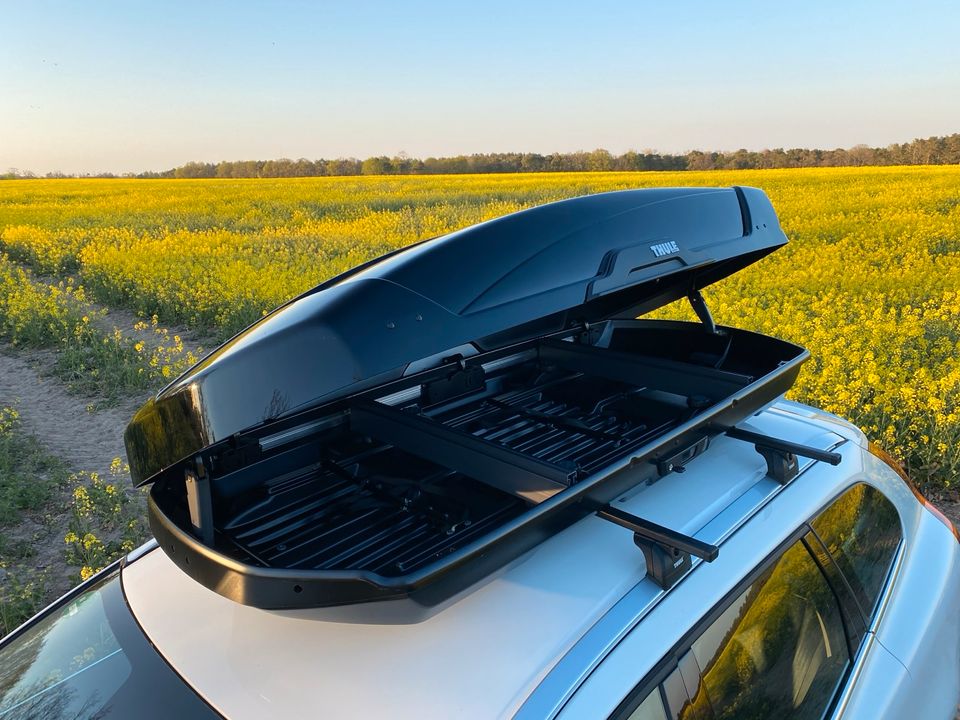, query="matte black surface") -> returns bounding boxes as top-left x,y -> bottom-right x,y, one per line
597,505 -> 720,561
126,186 -> 787,485
725,427 -> 843,465
220,455 -> 525,577
350,399 -> 575,503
